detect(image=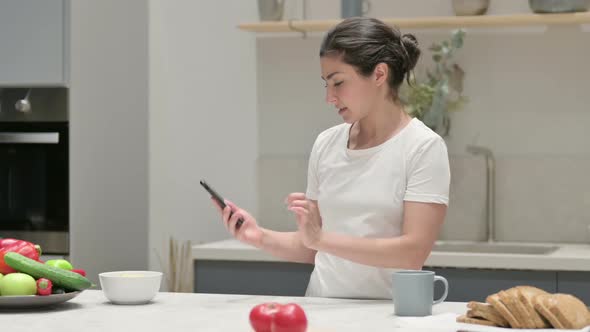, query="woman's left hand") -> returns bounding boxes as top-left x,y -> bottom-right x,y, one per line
286,193 -> 323,249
